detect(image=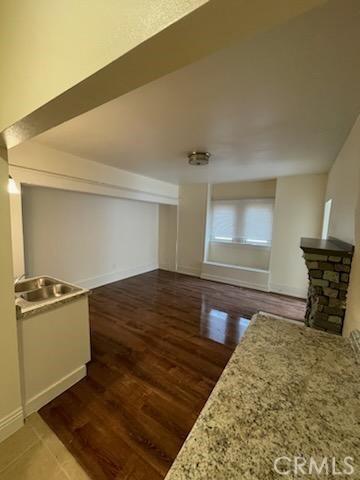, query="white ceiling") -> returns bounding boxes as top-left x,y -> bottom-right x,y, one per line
33,0 -> 360,185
